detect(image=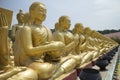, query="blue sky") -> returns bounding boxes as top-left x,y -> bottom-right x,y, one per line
0,0 -> 120,30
